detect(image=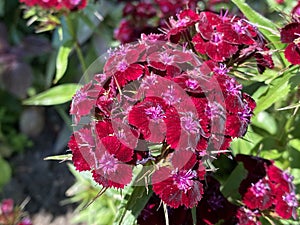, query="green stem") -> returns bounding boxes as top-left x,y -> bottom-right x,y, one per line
75,42 -> 87,72
65,15 -> 87,75
54,105 -> 72,129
